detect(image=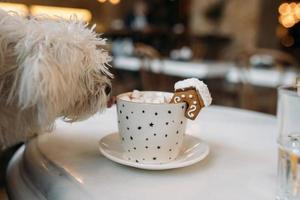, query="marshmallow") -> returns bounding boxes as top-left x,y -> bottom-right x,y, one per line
119,95 -> 131,101
131,90 -> 141,99
121,90 -> 171,104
